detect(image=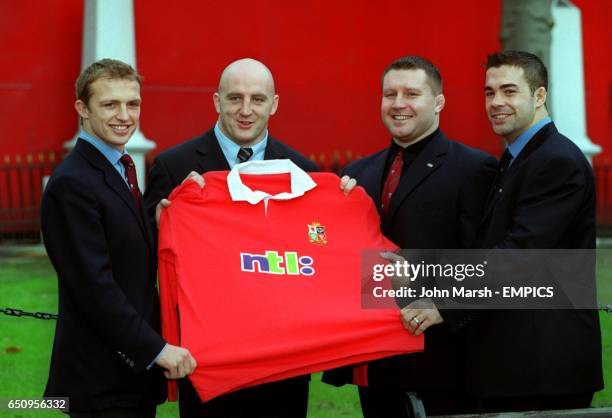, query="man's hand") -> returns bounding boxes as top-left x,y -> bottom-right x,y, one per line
181,171 -> 205,188
400,300 -> 443,336
339,175 -> 357,196
155,344 -> 197,379
155,199 -> 171,227
380,251 -> 411,290
155,171 -> 205,226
